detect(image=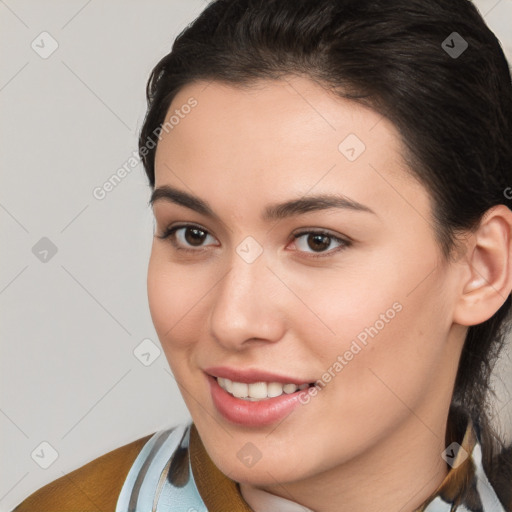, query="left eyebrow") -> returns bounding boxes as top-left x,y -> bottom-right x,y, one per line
149,185 -> 376,221
262,194 -> 376,221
